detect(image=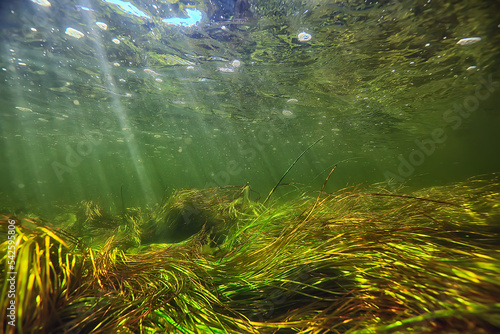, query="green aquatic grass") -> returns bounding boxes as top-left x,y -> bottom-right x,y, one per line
1,175 -> 500,333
